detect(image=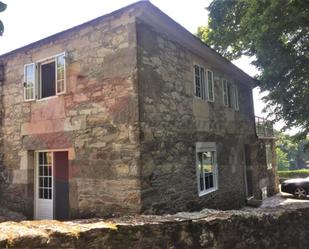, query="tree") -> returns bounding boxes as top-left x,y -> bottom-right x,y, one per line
197,0 -> 309,140
275,130 -> 309,169
0,1 -> 6,36
276,147 -> 289,171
